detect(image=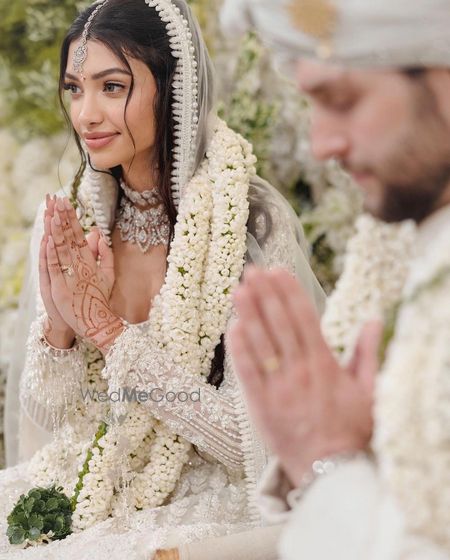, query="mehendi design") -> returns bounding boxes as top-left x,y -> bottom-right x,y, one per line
49,198 -> 124,354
